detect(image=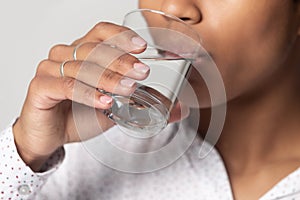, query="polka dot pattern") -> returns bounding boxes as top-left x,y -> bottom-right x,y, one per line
37,125 -> 300,200
1,118 -> 300,200
0,121 -> 65,200
261,169 -> 300,200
